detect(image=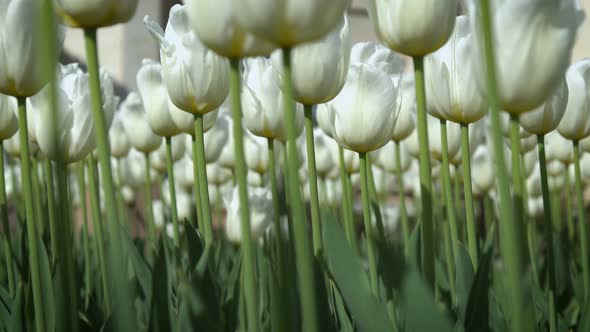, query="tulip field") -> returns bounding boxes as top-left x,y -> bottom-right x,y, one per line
3,0 -> 590,331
